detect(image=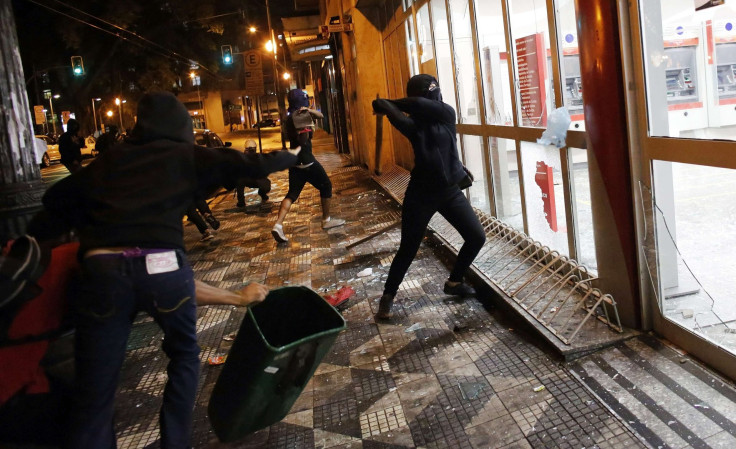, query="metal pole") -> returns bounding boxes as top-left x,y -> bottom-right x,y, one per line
91,98 -> 97,134
265,0 -> 287,149
118,102 -> 123,130
257,96 -> 263,153
49,96 -> 57,136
